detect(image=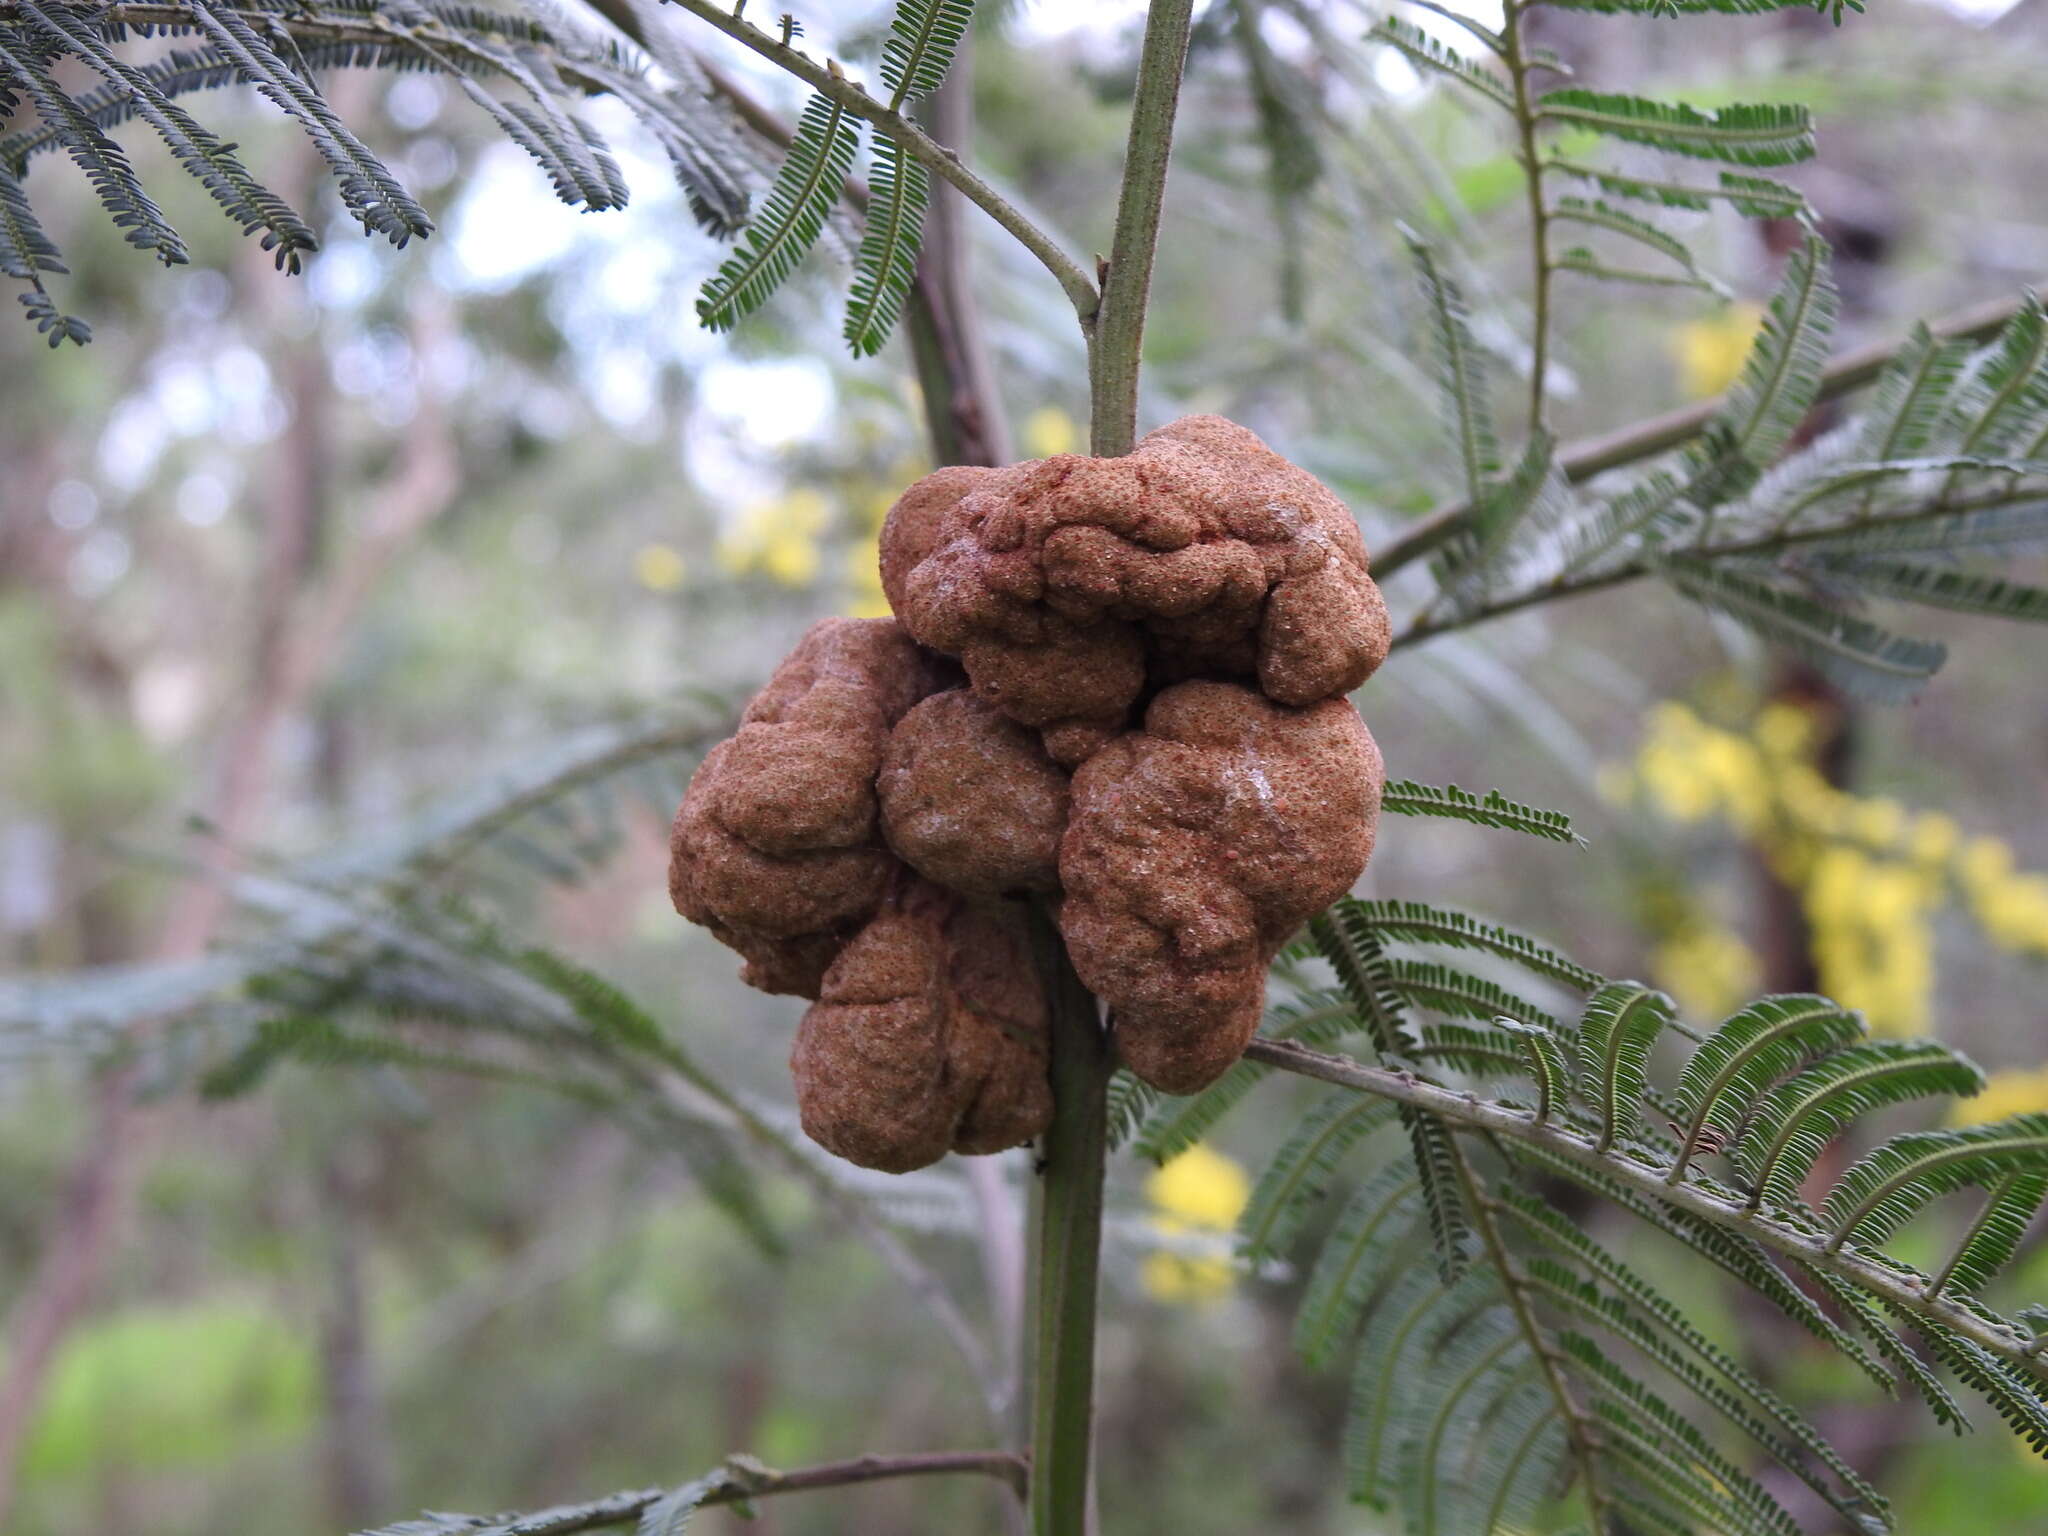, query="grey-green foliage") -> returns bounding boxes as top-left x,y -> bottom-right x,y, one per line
1404,221 -> 2048,698
1123,785 -> 2048,1535
0,705 -> 795,1261
1225,848 -> 2048,1533
1372,0 -> 2048,701
0,0 -> 982,353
